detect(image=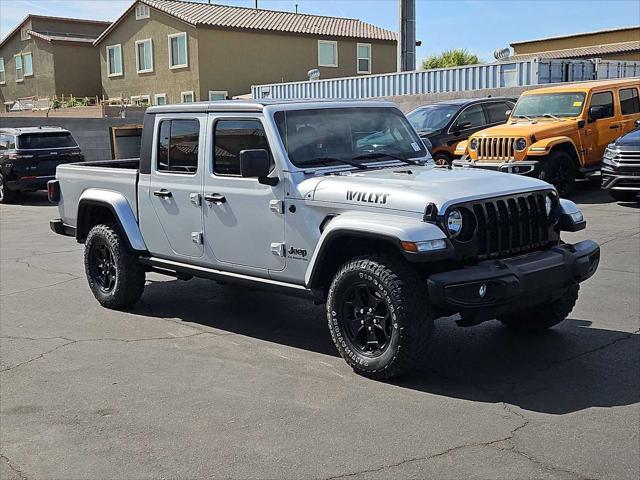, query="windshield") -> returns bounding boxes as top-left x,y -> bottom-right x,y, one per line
274,107 -> 428,168
406,104 -> 459,133
18,132 -> 78,150
512,93 -> 586,118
